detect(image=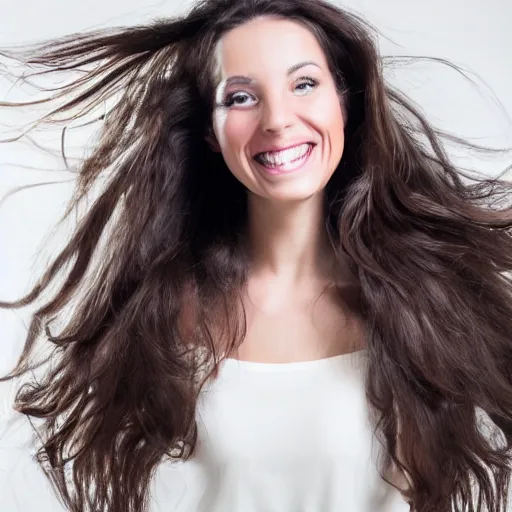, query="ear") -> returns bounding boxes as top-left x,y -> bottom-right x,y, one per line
205,127 -> 221,152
